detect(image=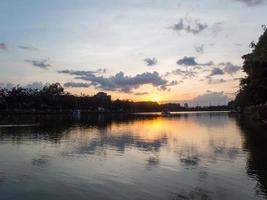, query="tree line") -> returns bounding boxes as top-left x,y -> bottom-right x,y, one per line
0,83 -> 228,113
